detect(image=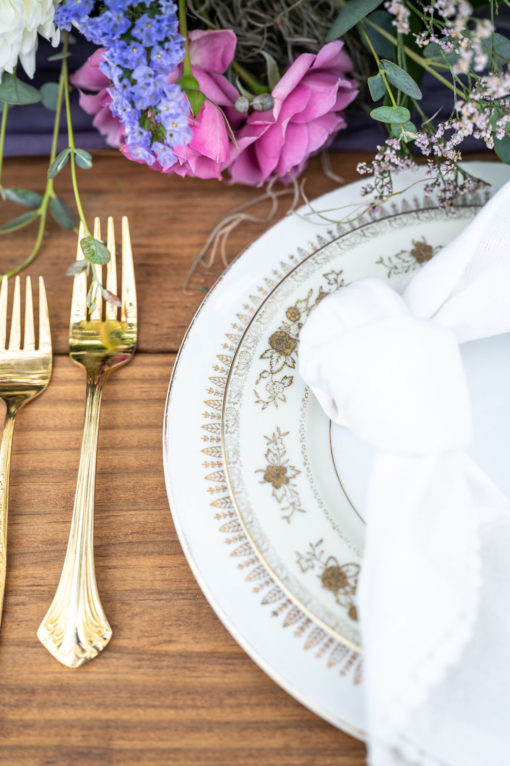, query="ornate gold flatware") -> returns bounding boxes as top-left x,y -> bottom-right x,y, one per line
38,217 -> 137,668
0,275 -> 52,626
